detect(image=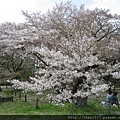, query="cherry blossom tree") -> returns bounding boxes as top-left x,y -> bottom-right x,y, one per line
4,1 -> 120,108
22,1 -> 120,75
7,38 -> 119,107
0,22 -> 37,81
8,36 -> 119,108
